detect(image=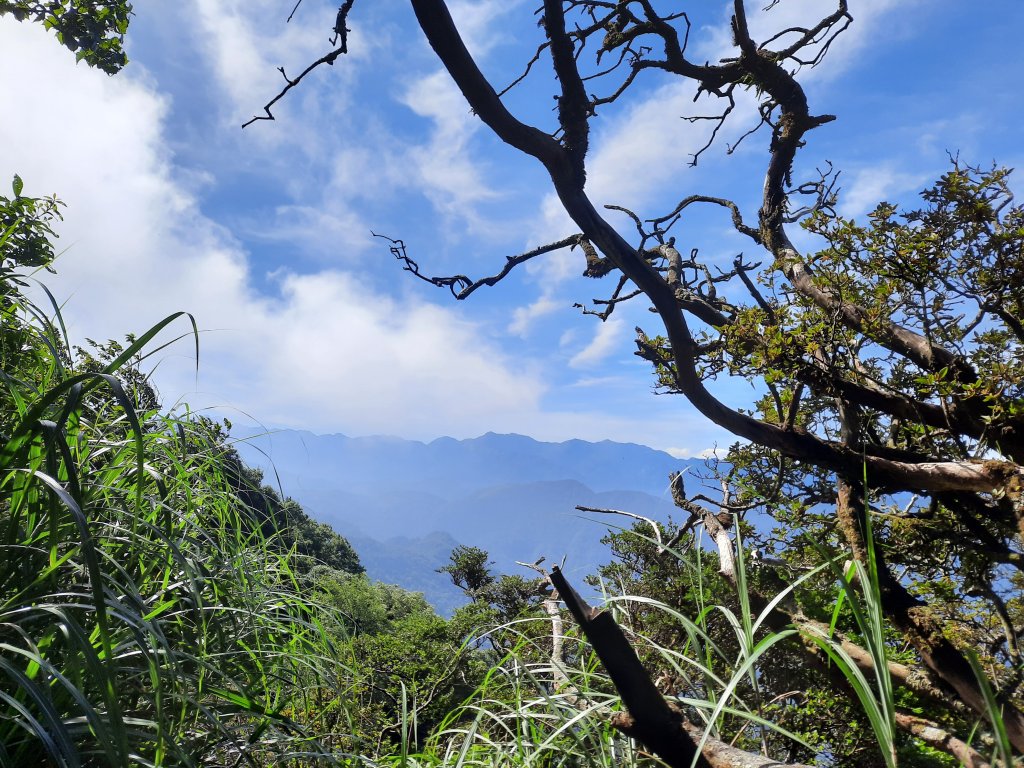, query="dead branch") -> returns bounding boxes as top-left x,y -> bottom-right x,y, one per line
548,564 -> 711,768
575,504 -> 669,552
243,0 -> 356,128
374,232 -> 587,299
894,712 -> 990,768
